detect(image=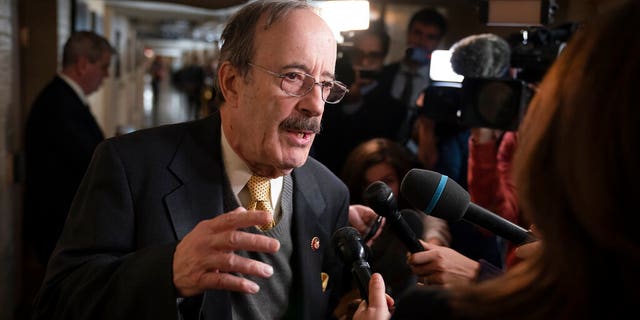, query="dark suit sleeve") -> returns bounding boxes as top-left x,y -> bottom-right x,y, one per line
391,286 -> 453,320
32,140 -> 180,320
